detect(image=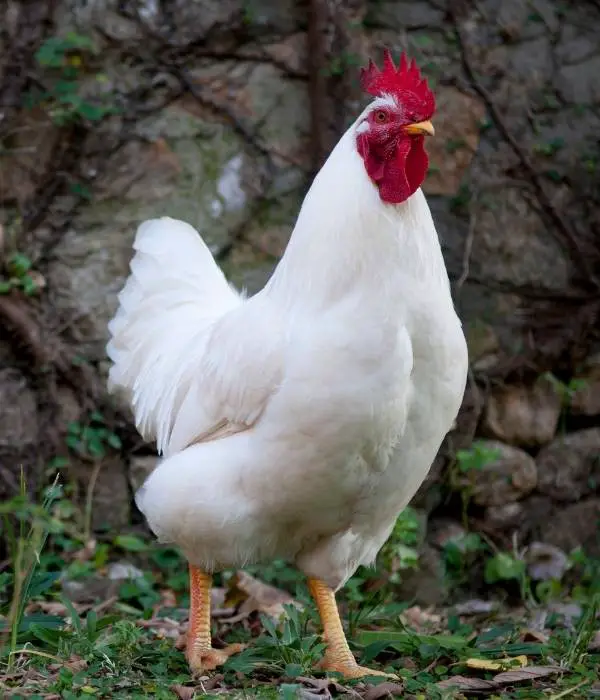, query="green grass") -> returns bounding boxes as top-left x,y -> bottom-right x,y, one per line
1,492 -> 599,699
